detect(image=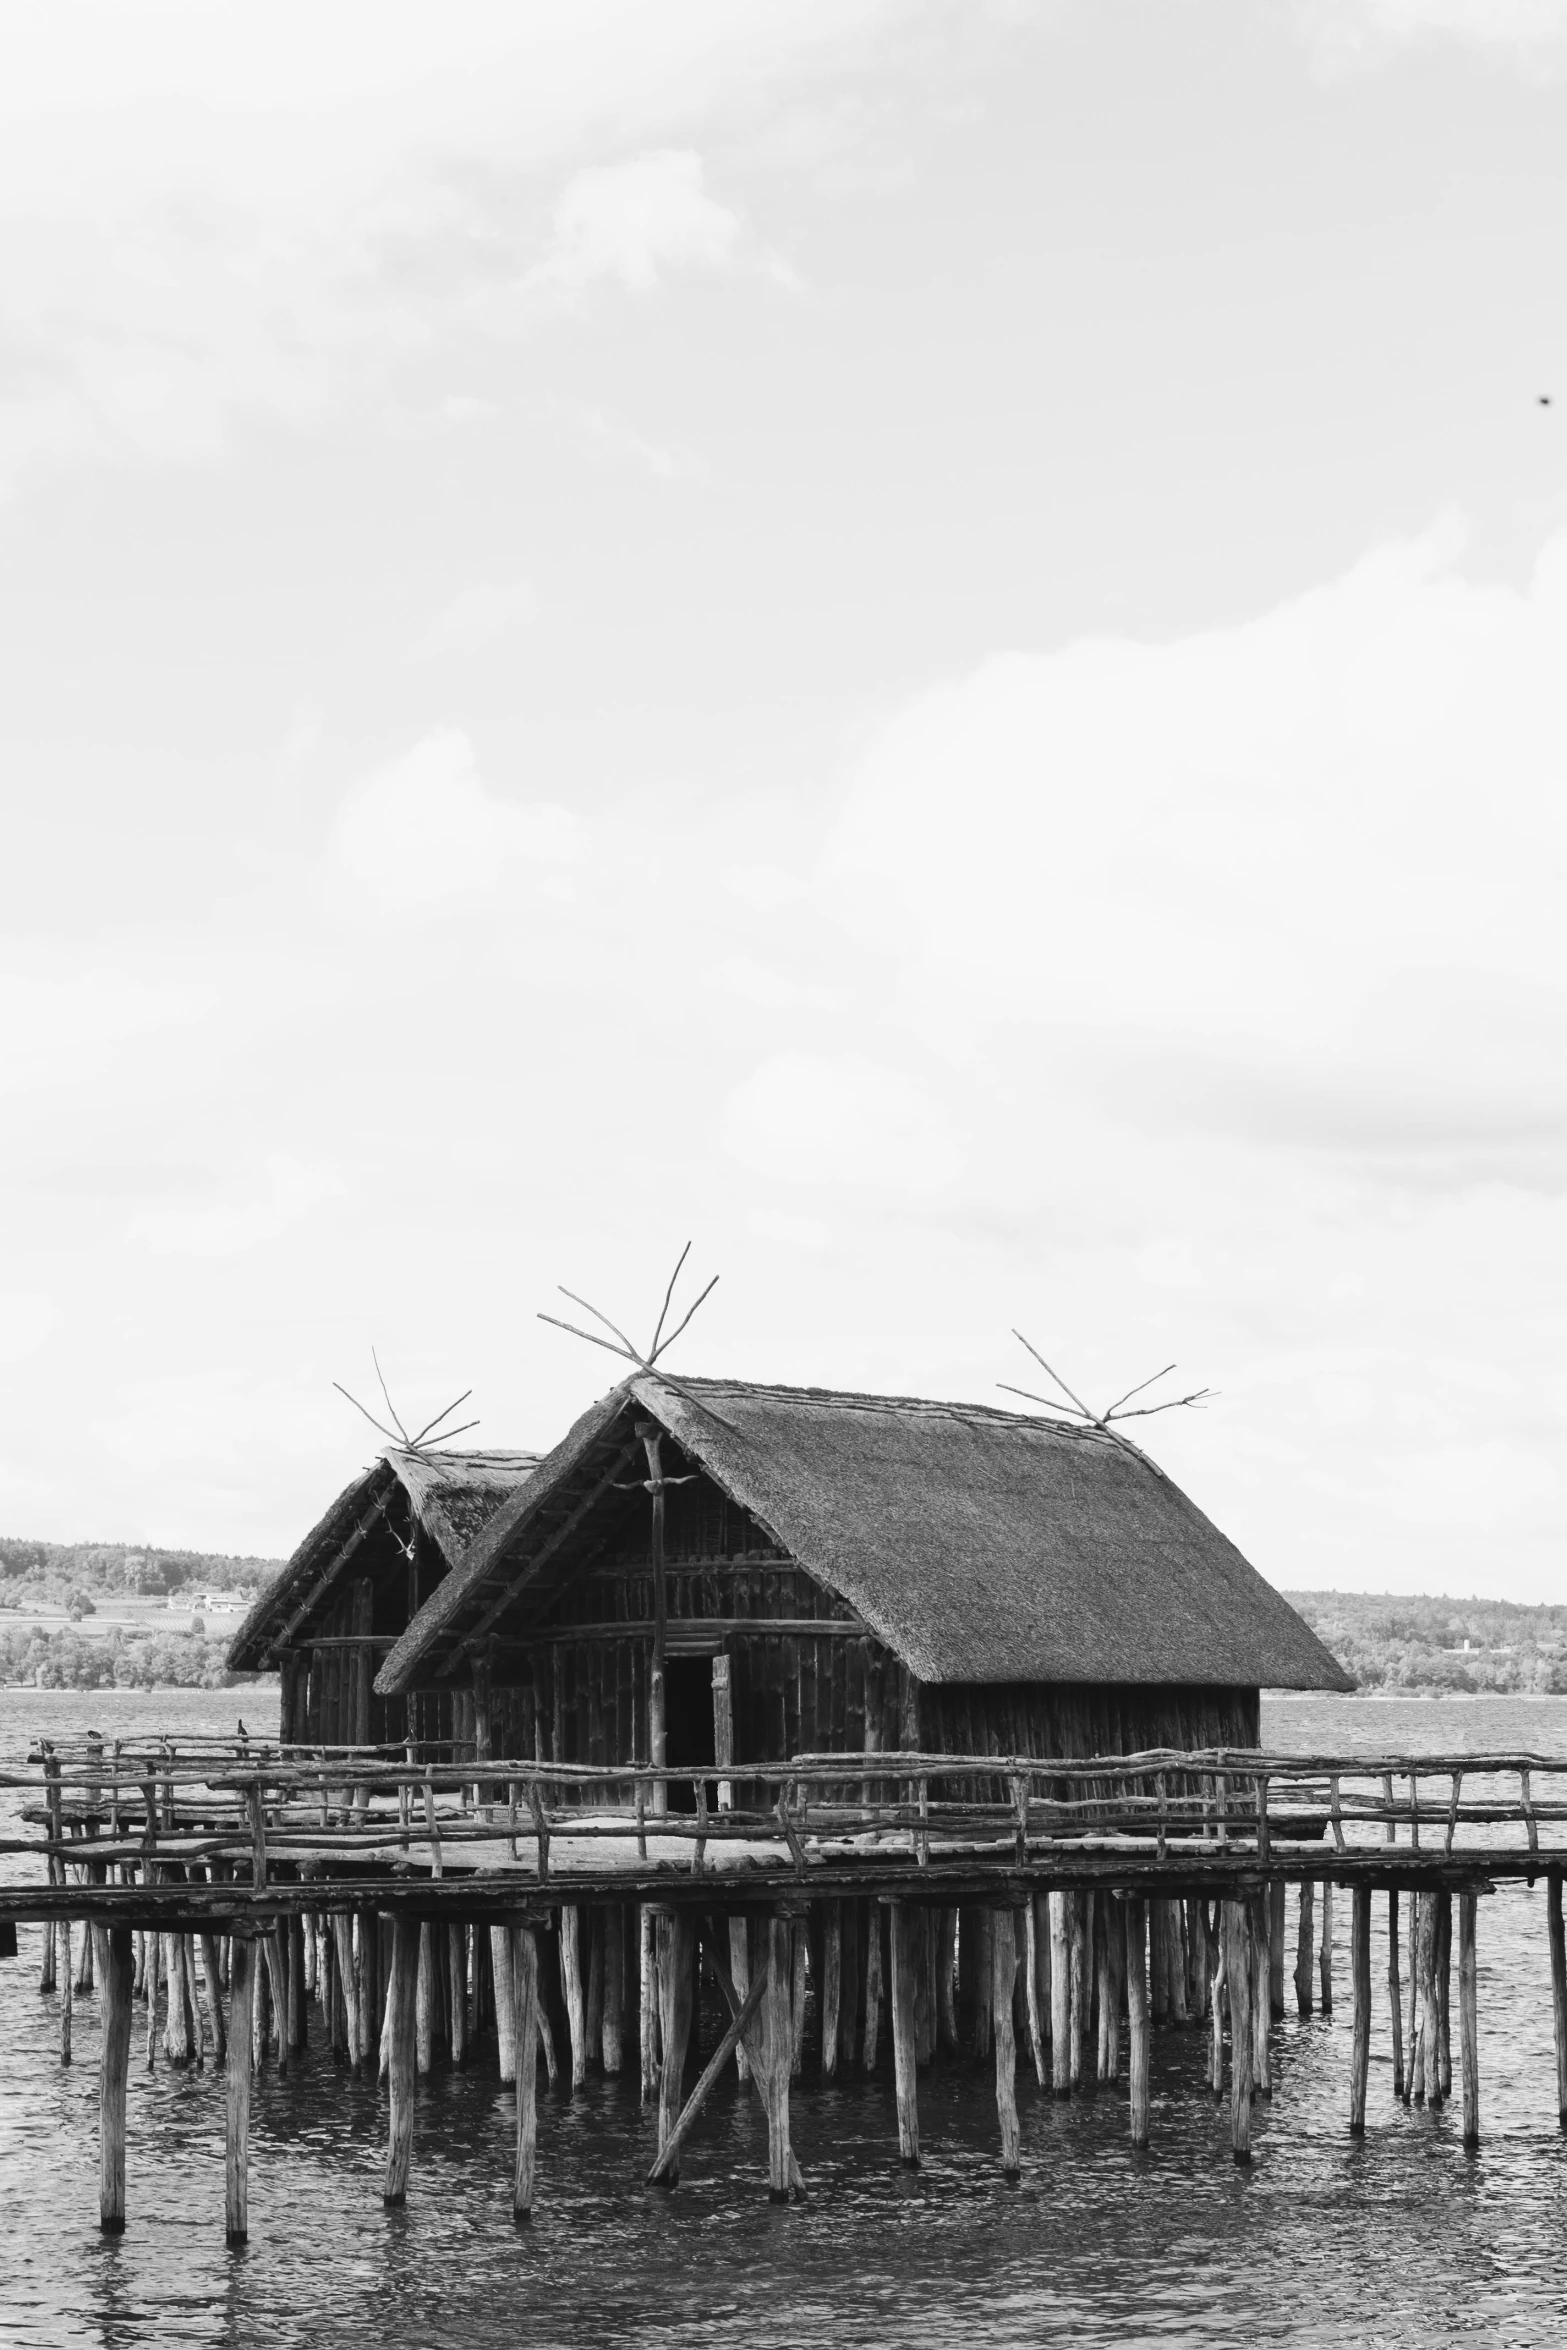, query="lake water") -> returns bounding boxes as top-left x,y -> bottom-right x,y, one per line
2,1689 -> 1566,2347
